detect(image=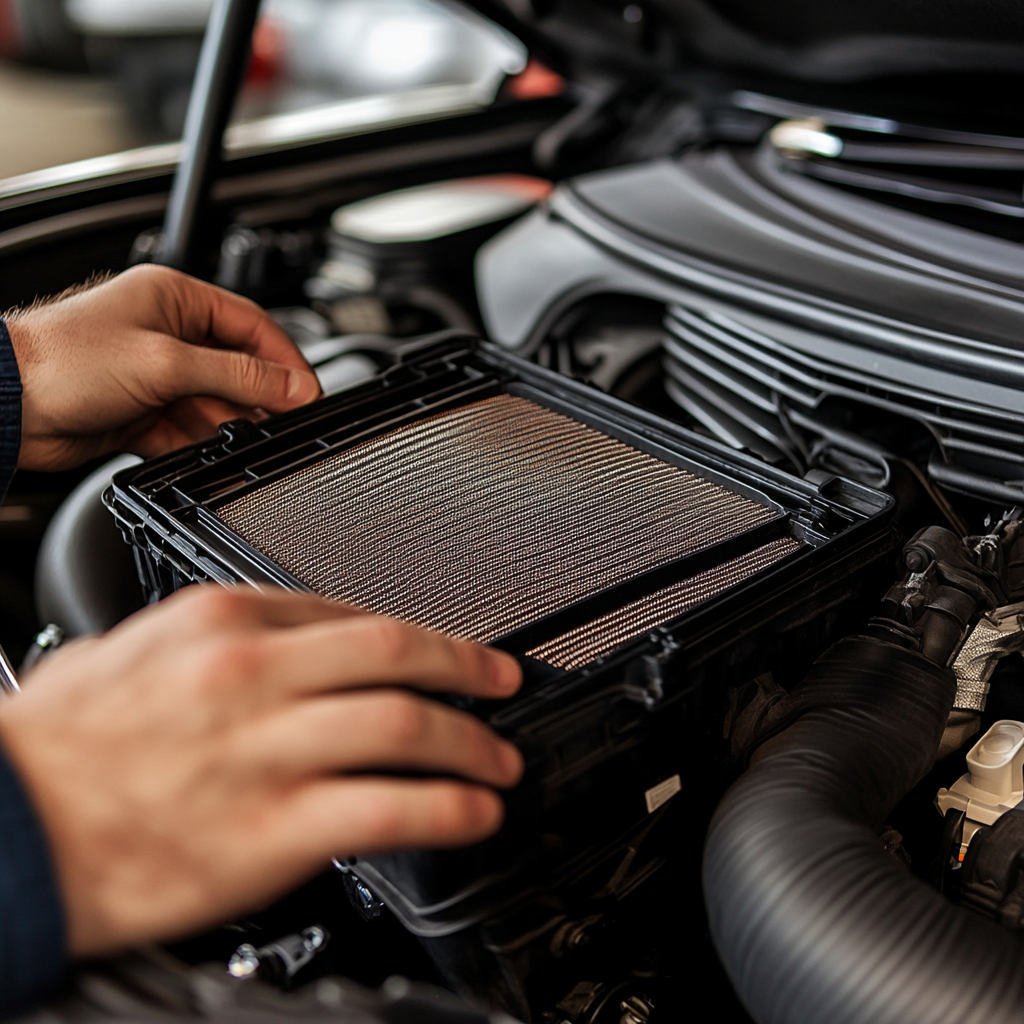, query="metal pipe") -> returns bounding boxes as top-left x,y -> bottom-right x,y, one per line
0,642 -> 20,695
158,0 -> 262,275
